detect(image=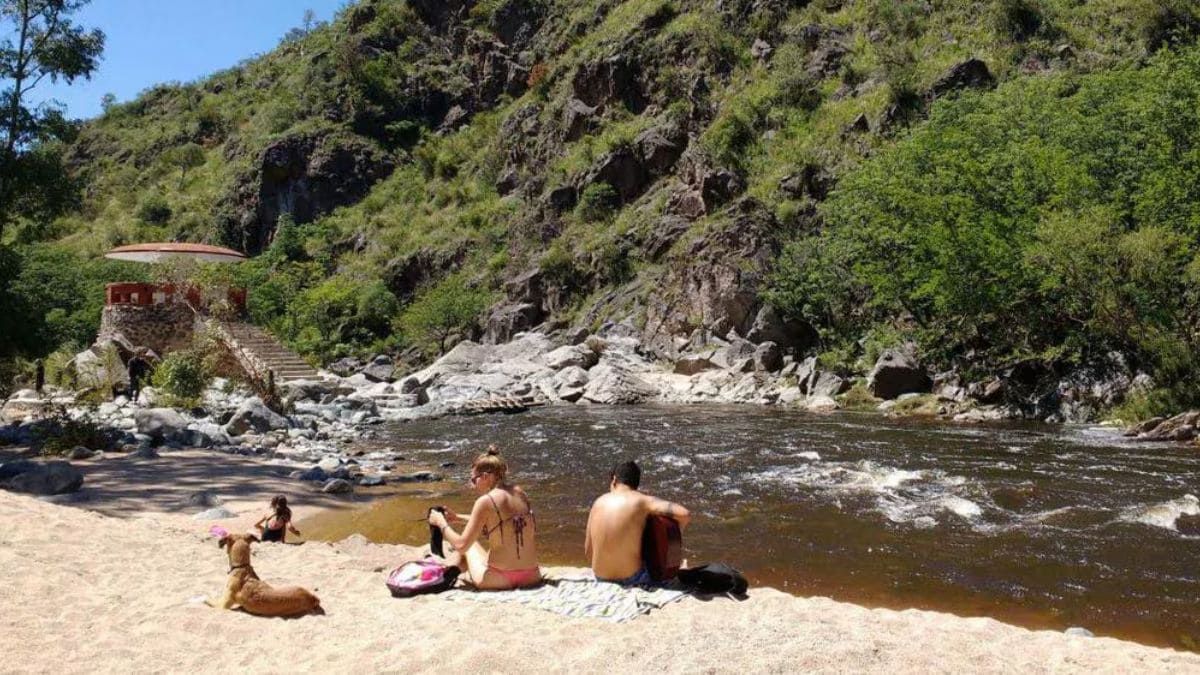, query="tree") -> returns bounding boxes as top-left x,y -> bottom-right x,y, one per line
163,142 -> 205,189
397,274 -> 492,355
0,0 -> 105,240
99,91 -> 114,111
